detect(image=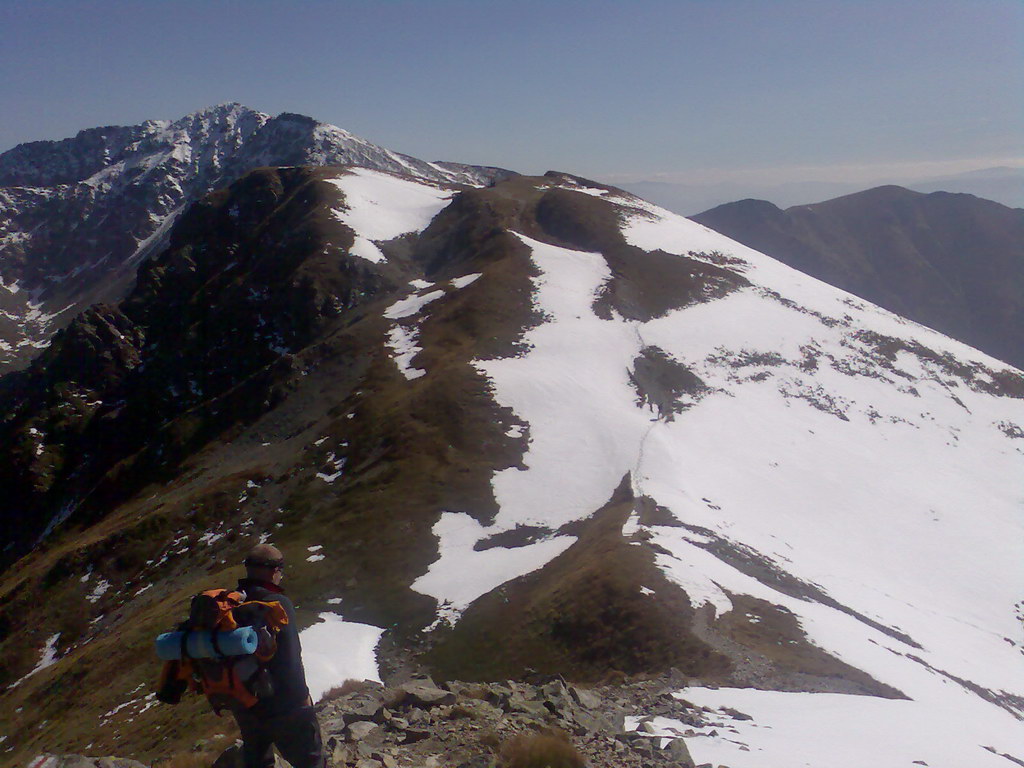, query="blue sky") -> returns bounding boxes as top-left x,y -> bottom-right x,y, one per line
1,0 -> 1020,186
